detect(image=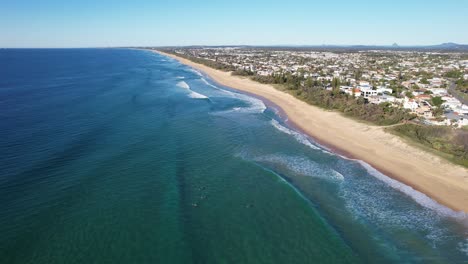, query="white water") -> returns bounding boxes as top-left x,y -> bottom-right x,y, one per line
269,118 -> 467,221
200,78 -> 267,114
254,154 -> 345,182
193,70 -> 467,223
354,159 -> 467,220
270,119 -> 321,150
176,81 -> 208,99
